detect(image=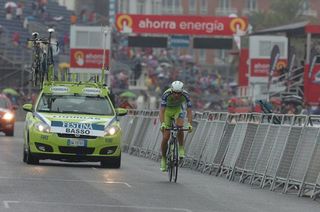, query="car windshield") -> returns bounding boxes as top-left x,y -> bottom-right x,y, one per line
0,98 -> 9,109
36,94 -> 114,115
